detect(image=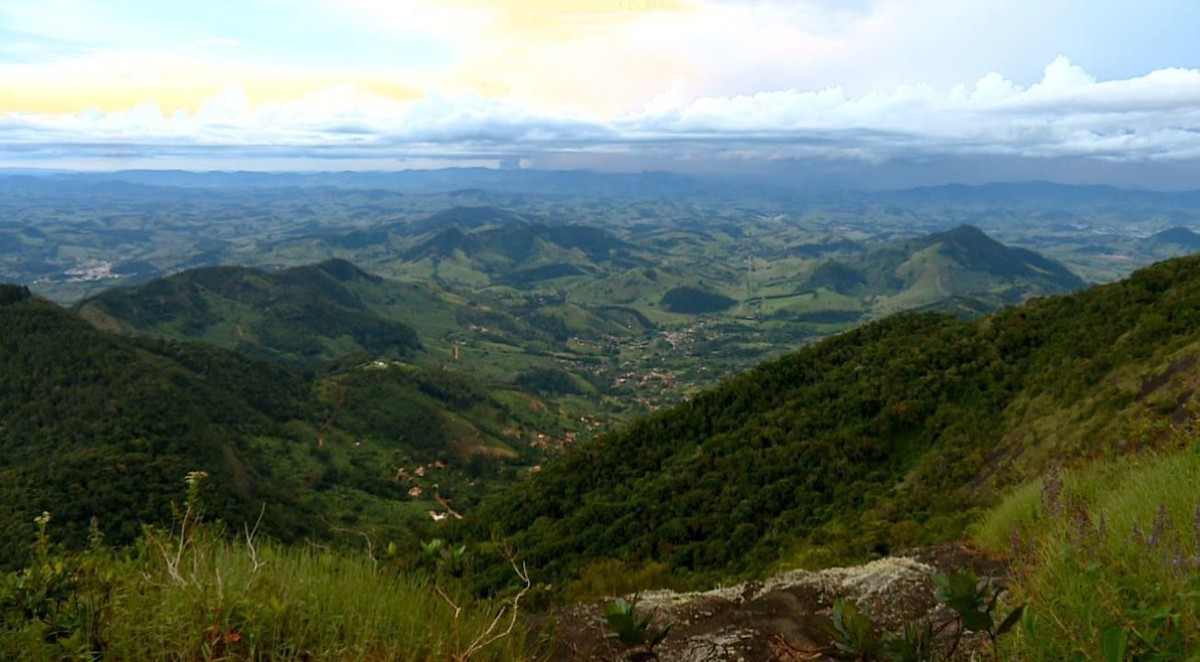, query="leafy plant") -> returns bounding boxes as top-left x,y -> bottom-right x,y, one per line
932,568 -> 1024,655
815,570 -> 1023,661
422,538 -> 470,578
823,599 -> 883,660
883,621 -> 934,662
1,504 -> 530,660
1101,626 -> 1128,662
601,595 -> 671,661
